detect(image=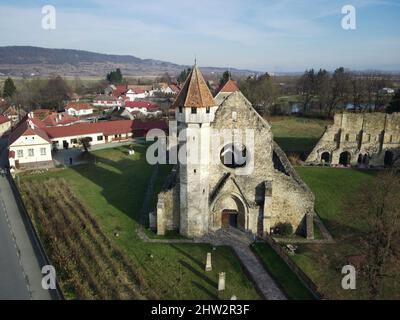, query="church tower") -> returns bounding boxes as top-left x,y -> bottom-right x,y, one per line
173,64 -> 217,237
